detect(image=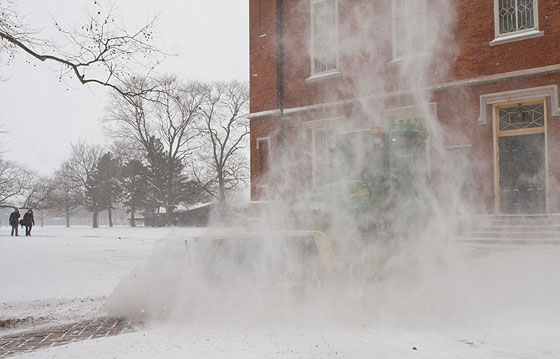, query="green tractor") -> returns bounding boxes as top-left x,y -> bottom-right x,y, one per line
187,123 -> 430,284
293,123 -> 430,239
